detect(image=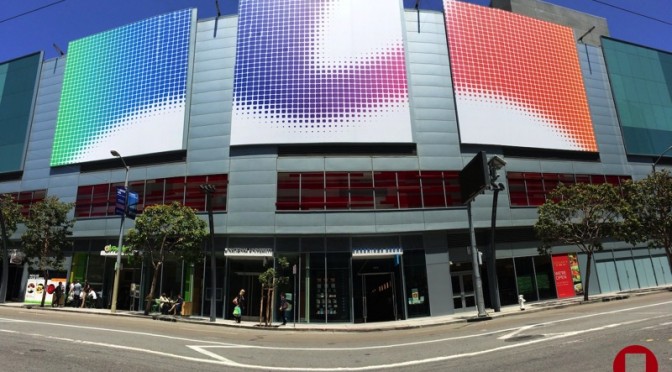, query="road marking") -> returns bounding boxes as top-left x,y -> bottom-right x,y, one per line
0,300 -> 670,370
